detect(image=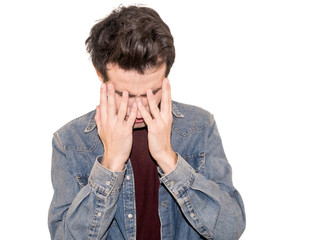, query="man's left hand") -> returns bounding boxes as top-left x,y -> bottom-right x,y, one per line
138,78 -> 177,174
